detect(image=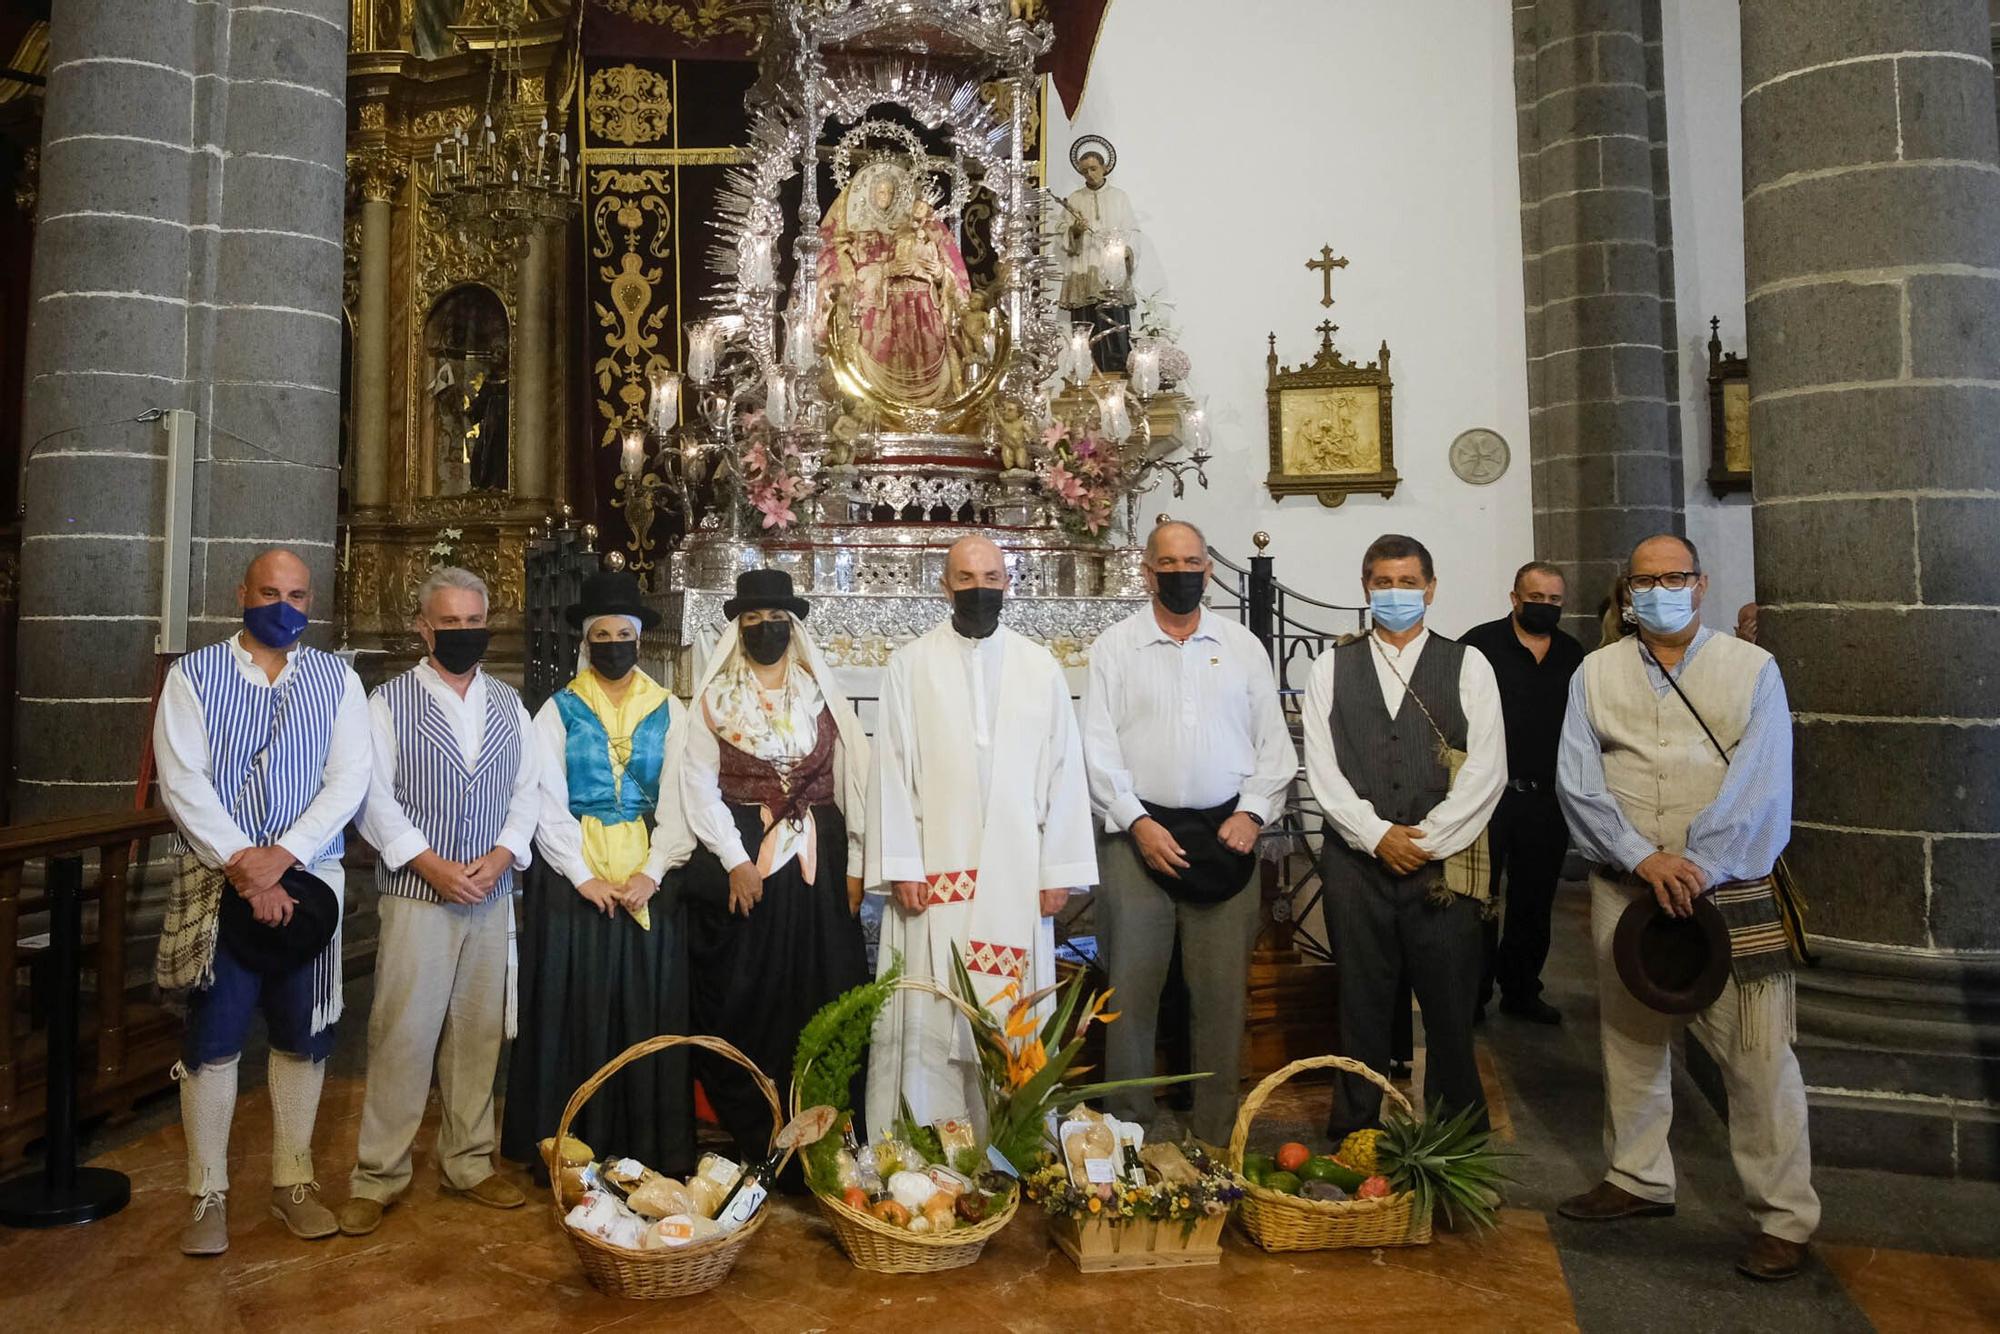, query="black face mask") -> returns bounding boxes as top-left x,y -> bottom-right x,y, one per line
951,586 -> 1004,640
430,627 -> 490,675
1516,602 -> 1562,636
741,619 -> 792,666
1154,570 -> 1206,616
588,639 -> 638,681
